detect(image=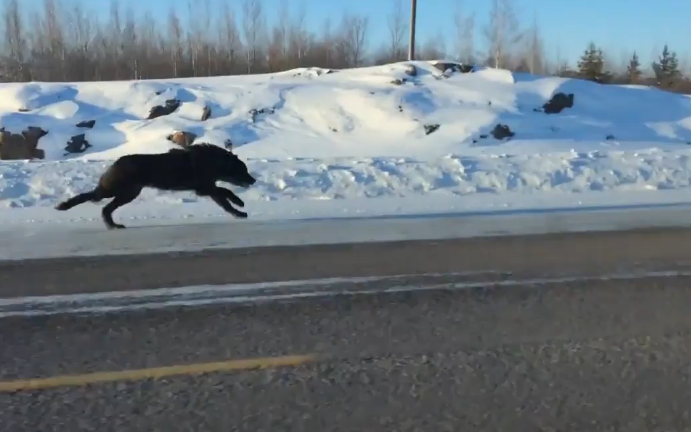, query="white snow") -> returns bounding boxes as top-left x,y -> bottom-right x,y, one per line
2,61 -> 691,231
4,201 -> 691,261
